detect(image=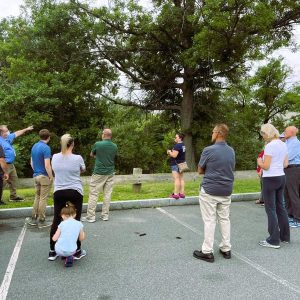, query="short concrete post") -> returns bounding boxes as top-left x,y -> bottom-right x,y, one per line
132,168 -> 142,193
